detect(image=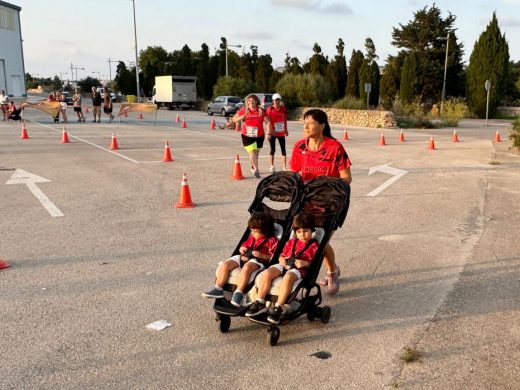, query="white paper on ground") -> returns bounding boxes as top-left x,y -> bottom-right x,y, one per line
145,320 -> 172,331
